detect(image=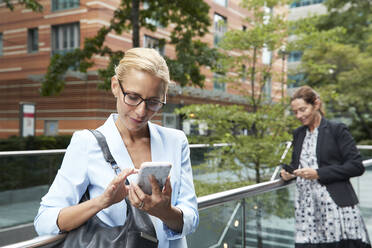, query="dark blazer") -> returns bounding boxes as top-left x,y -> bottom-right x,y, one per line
289,118 -> 365,207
